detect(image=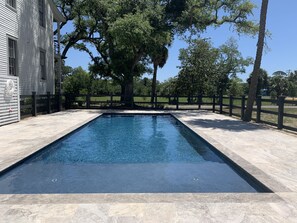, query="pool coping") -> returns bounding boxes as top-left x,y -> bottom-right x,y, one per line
0,110 -> 292,205
0,193 -> 283,205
